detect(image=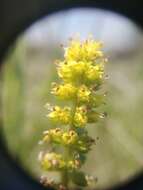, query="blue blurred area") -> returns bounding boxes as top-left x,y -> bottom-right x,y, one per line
0,149 -> 46,190
25,8 -> 143,57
